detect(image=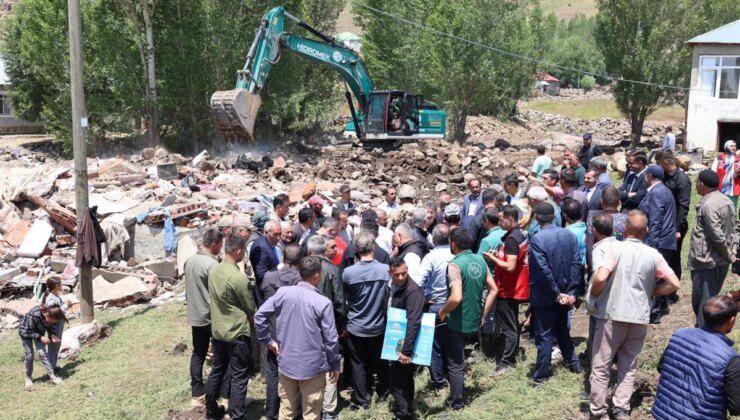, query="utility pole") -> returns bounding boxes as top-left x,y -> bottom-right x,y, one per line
68,0 -> 93,323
